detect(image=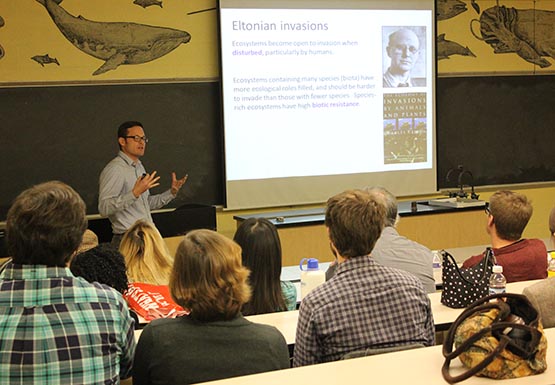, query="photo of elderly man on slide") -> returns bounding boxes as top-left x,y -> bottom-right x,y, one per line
383,27 -> 426,88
